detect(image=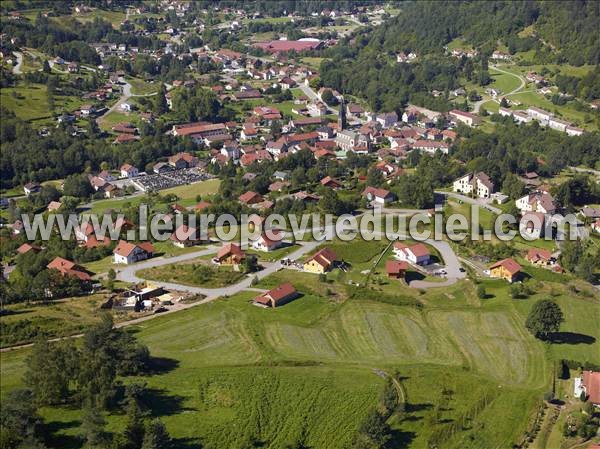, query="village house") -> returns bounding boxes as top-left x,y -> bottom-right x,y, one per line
574,371 -> 600,406
489,258 -> 522,282
171,225 -> 202,248
525,248 -> 555,267
17,243 -> 42,255
47,257 -> 92,282
376,112 -> 398,128
516,191 -> 556,215
214,243 -> 246,265
393,242 -> 431,265
239,191 -> 264,205
113,240 -> 155,264
169,152 -> 198,169
363,186 -> 396,205
386,260 -> 408,278
120,163 -> 139,178
252,230 -> 284,252
303,247 -> 338,274
452,172 -> 494,198
253,282 -> 299,308
320,176 -> 343,190
23,182 -> 41,196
